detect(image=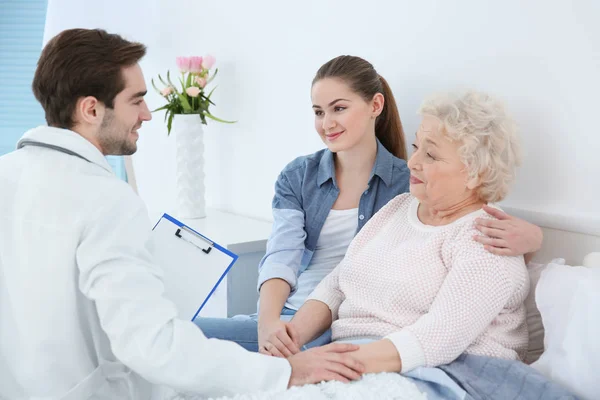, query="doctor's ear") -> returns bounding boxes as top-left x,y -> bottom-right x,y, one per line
75,96 -> 104,126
